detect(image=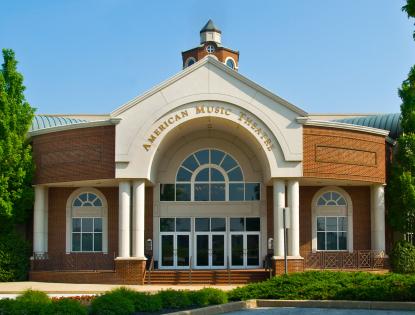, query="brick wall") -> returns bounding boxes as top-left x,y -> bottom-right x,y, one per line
303,126 -> 386,183
48,186 -> 118,258
267,185 -> 372,257
145,186 -> 153,256
299,186 -> 371,257
32,125 -> 115,184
